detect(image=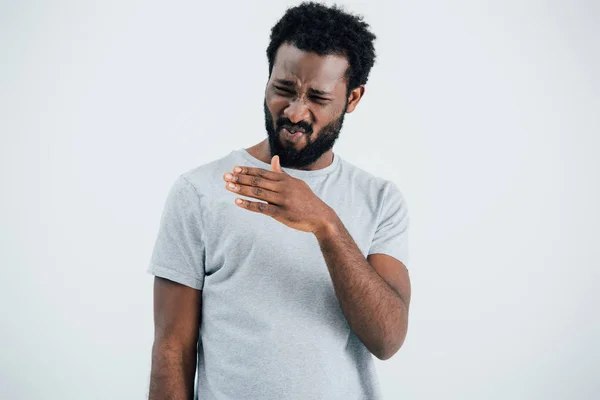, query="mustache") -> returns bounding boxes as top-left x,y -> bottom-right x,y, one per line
276,119 -> 312,134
